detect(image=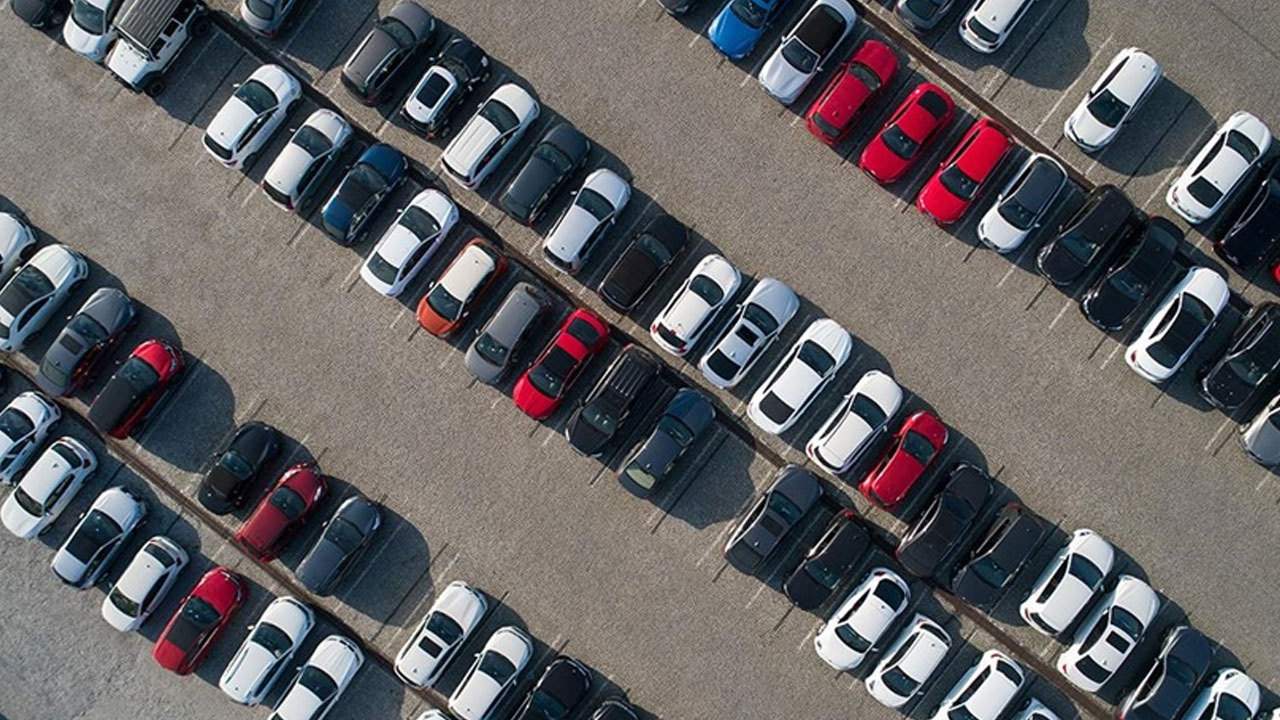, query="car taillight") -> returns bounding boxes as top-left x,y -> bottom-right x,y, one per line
1128,350 -> 1137,363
